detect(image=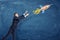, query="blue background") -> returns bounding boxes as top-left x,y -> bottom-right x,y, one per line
0,0 -> 60,40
